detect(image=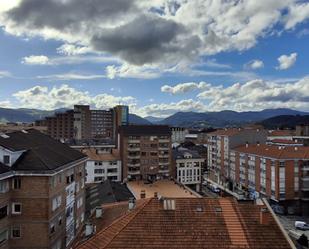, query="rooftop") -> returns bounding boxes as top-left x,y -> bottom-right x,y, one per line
233,144 -> 309,159
0,129 -> 86,172
268,130 -> 296,137
119,125 -> 171,136
127,180 -> 197,199
173,148 -> 203,160
76,197 -> 293,249
270,139 -> 302,145
82,148 -> 120,161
